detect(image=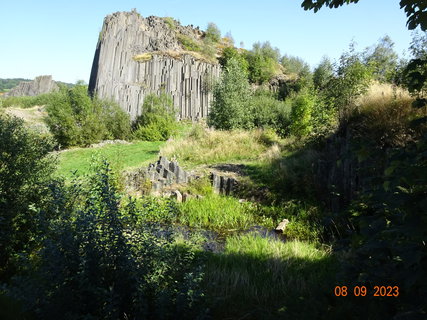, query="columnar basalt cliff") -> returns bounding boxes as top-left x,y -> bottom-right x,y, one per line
5,75 -> 59,97
89,11 -> 221,120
